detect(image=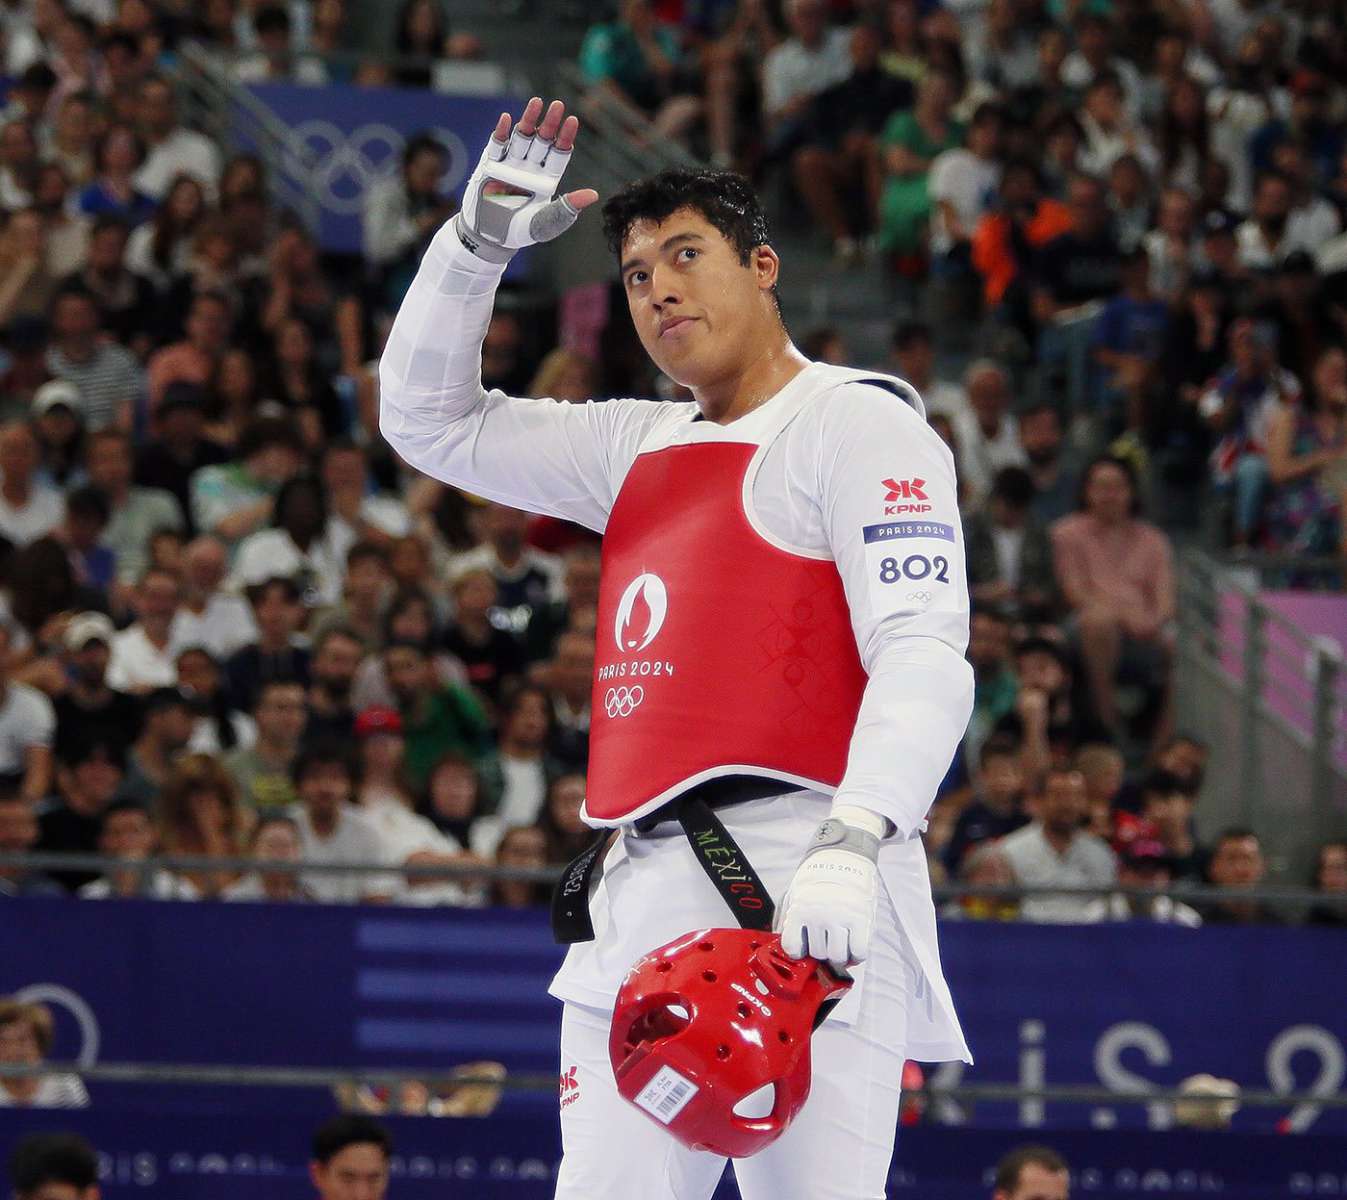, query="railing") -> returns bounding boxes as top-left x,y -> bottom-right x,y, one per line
4,852 -> 1342,914
1175,549 -> 1347,877
172,42 -> 321,232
